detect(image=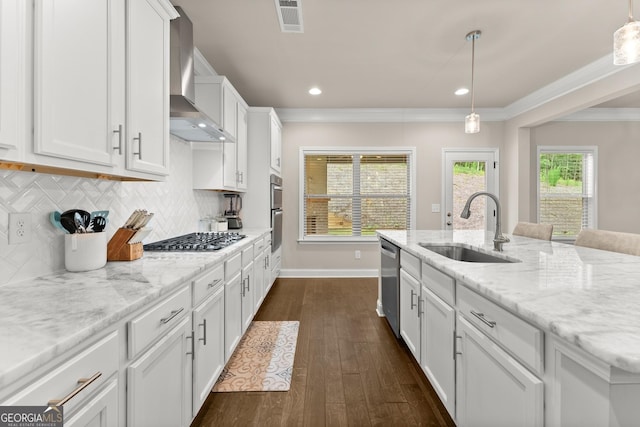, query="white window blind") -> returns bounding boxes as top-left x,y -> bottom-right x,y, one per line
537,147 -> 597,240
302,149 -> 412,241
